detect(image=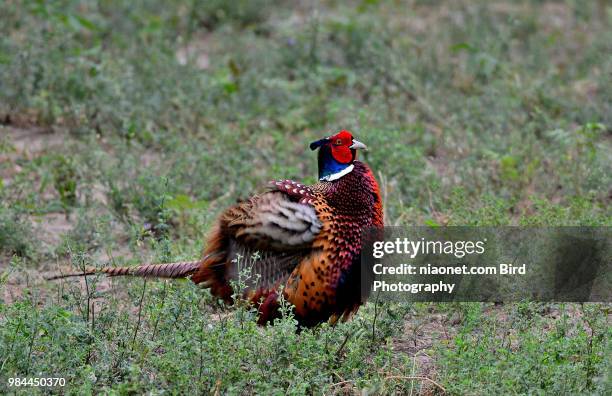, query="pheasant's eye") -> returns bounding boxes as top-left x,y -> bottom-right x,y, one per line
335,139 -> 342,145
